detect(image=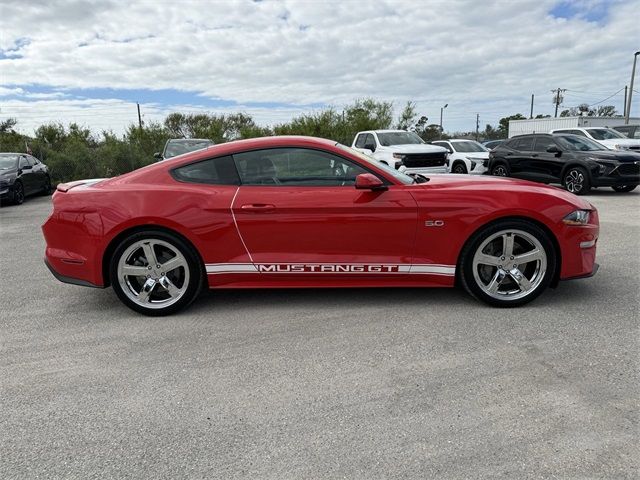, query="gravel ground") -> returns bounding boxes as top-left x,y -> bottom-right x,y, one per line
1,190 -> 638,479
